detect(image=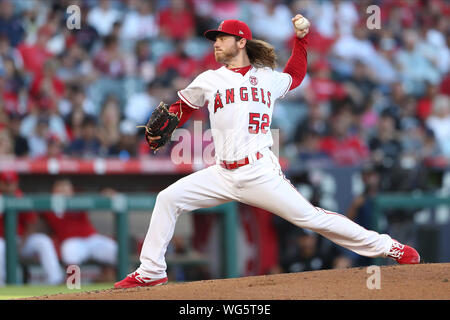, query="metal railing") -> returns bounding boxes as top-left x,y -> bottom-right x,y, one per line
372,192 -> 450,264
372,193 -> 450,229
0,194 -> 239,284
